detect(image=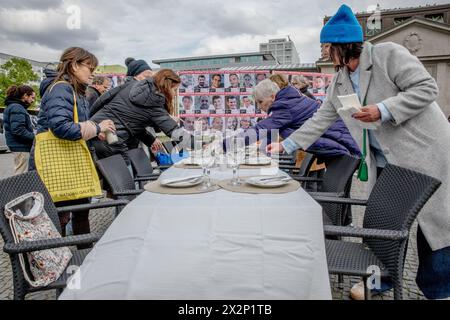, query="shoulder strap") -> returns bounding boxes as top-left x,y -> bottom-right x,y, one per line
49,81 -> 78,124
